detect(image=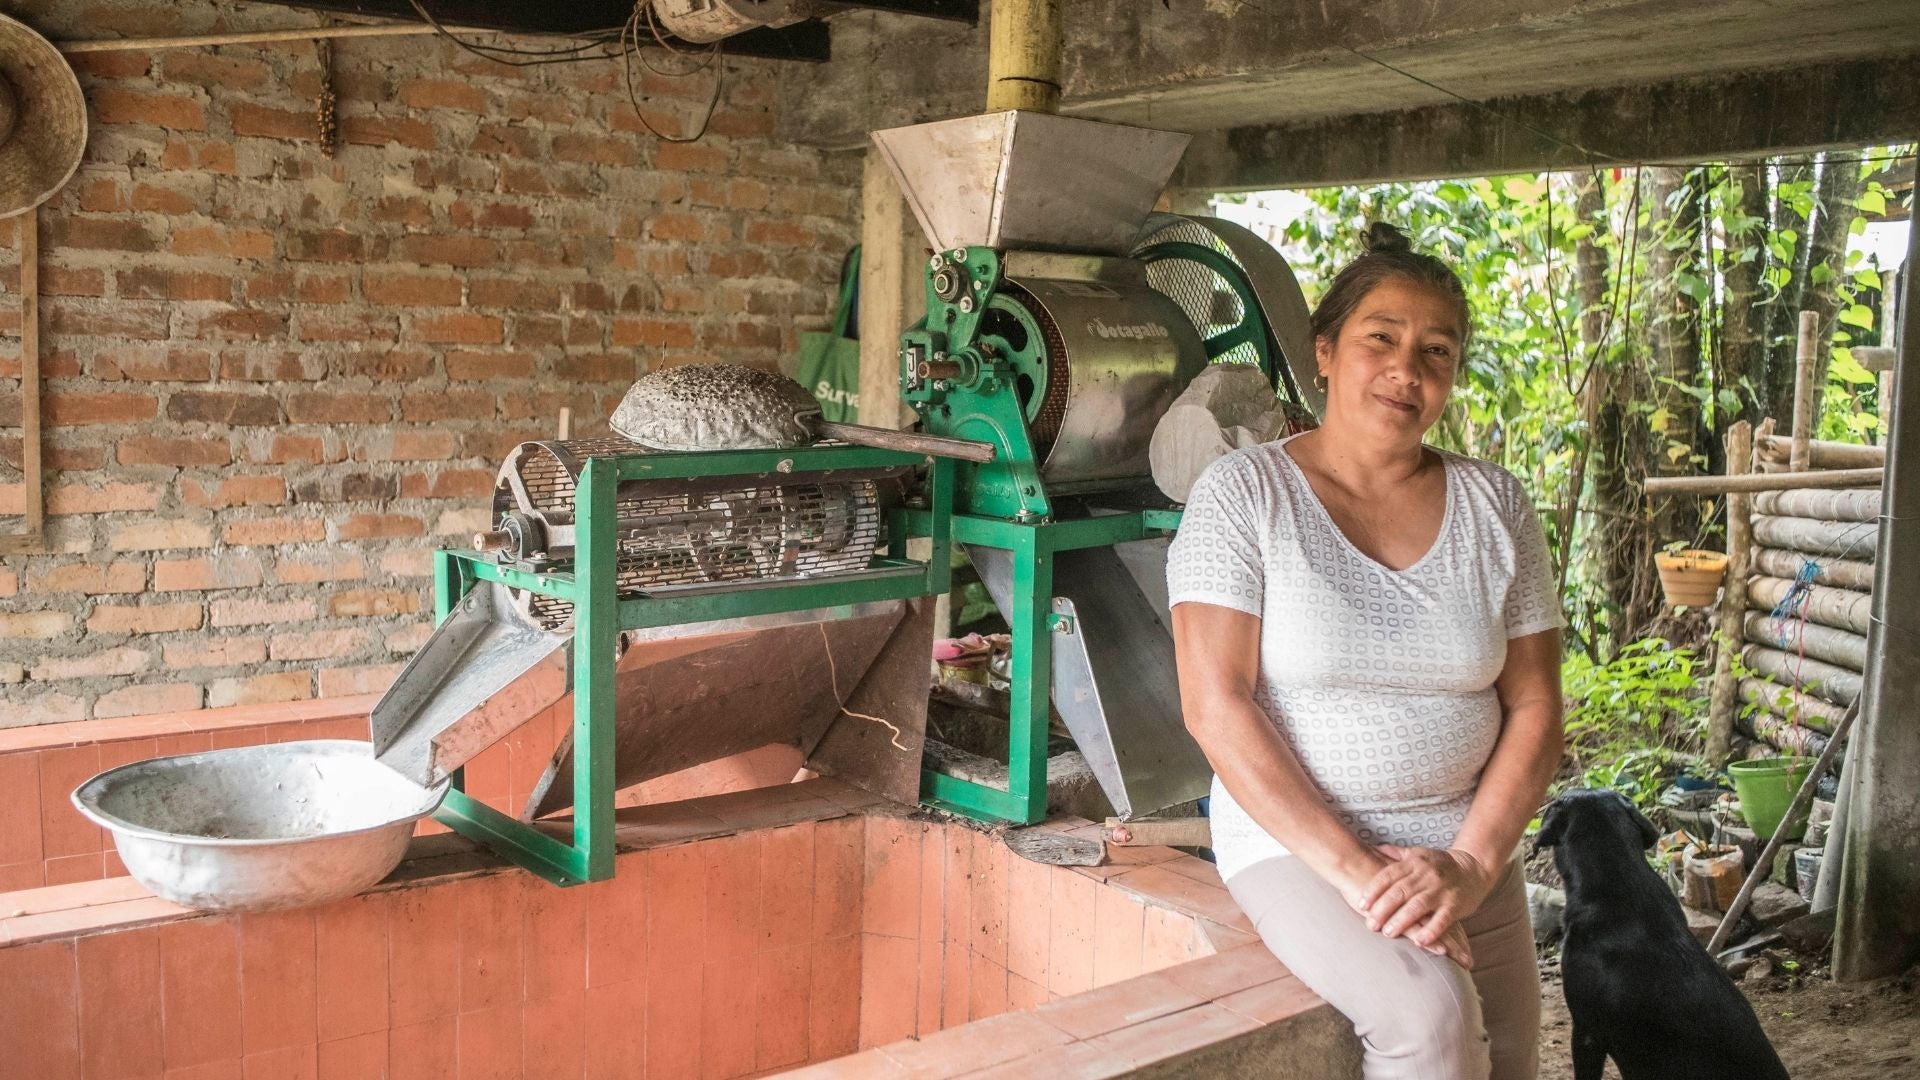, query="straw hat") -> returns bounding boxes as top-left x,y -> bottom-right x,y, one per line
0,14 -> 84,219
